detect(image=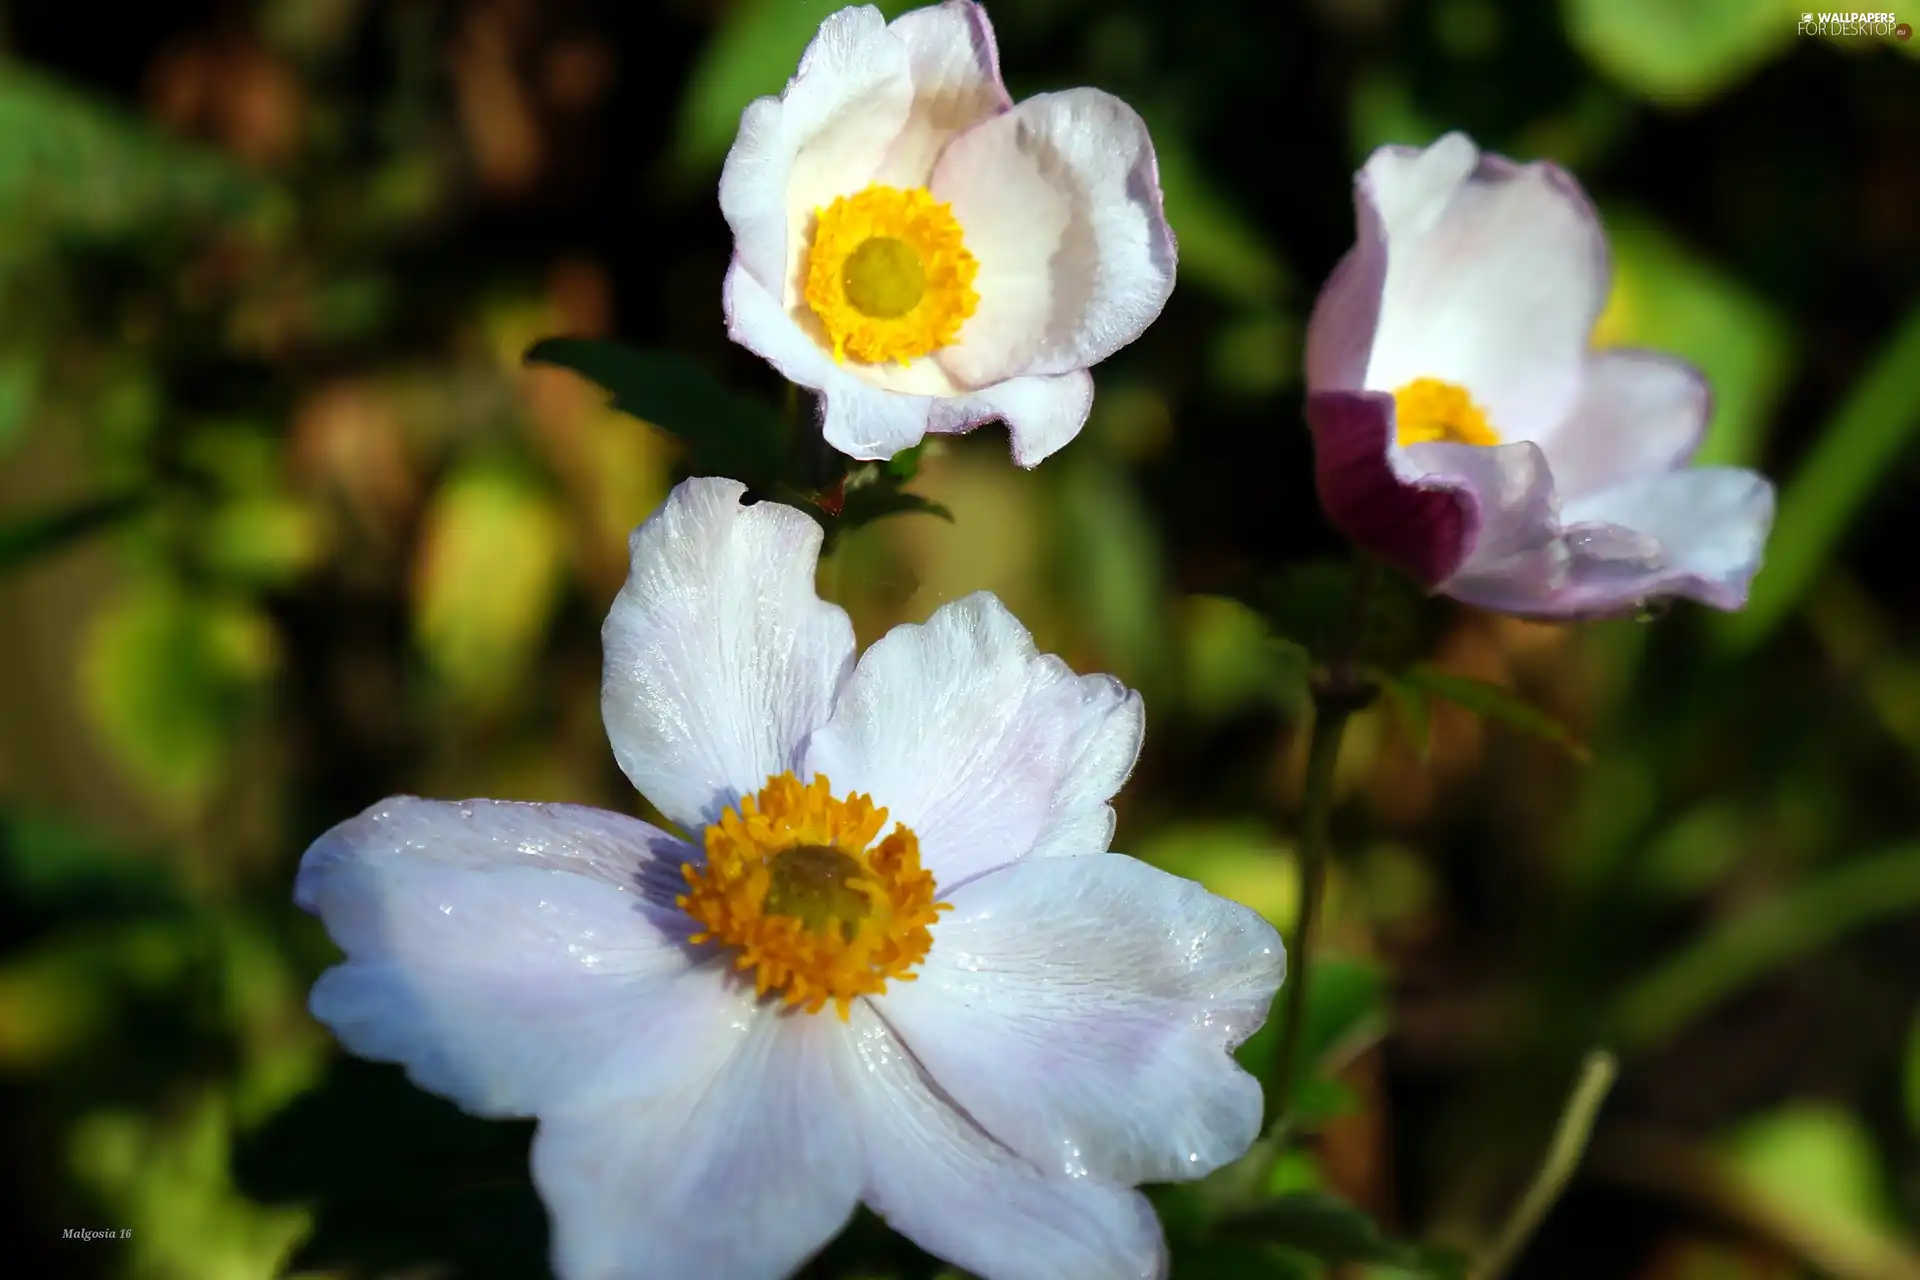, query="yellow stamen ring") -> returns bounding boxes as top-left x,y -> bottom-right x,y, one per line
802,184 -> 979,366
1393,377 -> 1501,448
679,773 -> 950,1020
